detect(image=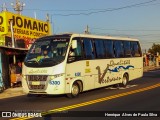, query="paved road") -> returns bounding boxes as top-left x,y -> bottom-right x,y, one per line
0,69 -> 160,120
